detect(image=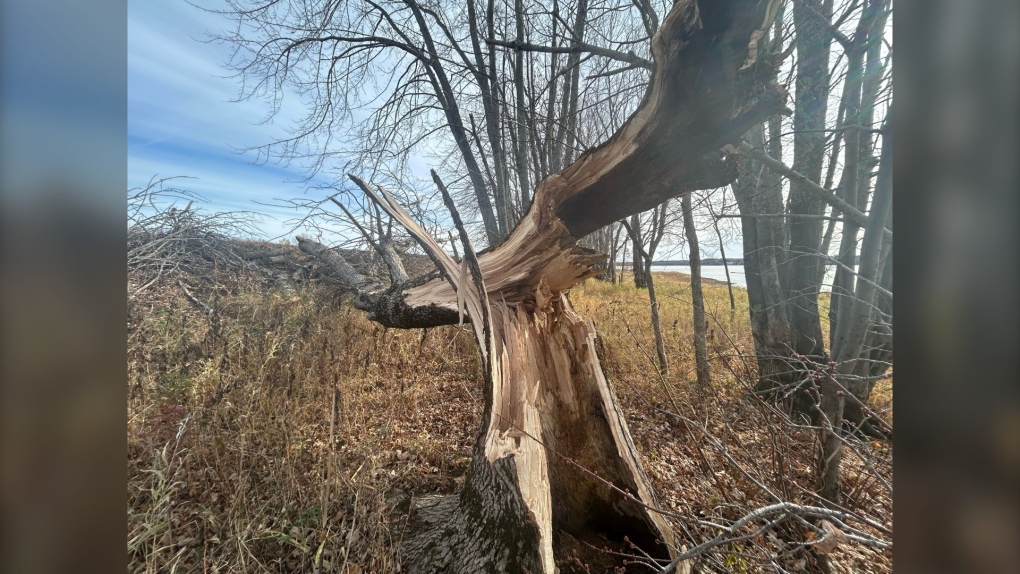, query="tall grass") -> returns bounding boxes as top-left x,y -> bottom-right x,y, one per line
128,270 -> 890,573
